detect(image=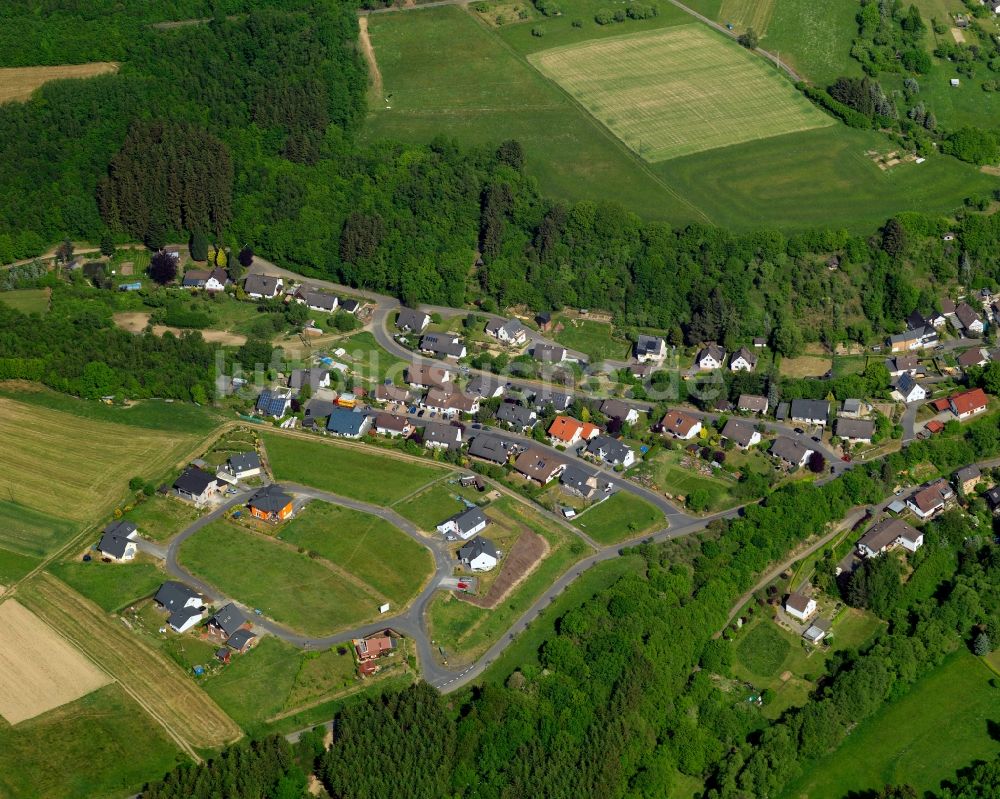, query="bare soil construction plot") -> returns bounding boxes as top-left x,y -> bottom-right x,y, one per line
112,312 -> 247,345
0,62 -> 119,104
0,599 -> 110,724
529,25 -> 831,161
19,574 -> 240,750
461,530 -> 548,609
